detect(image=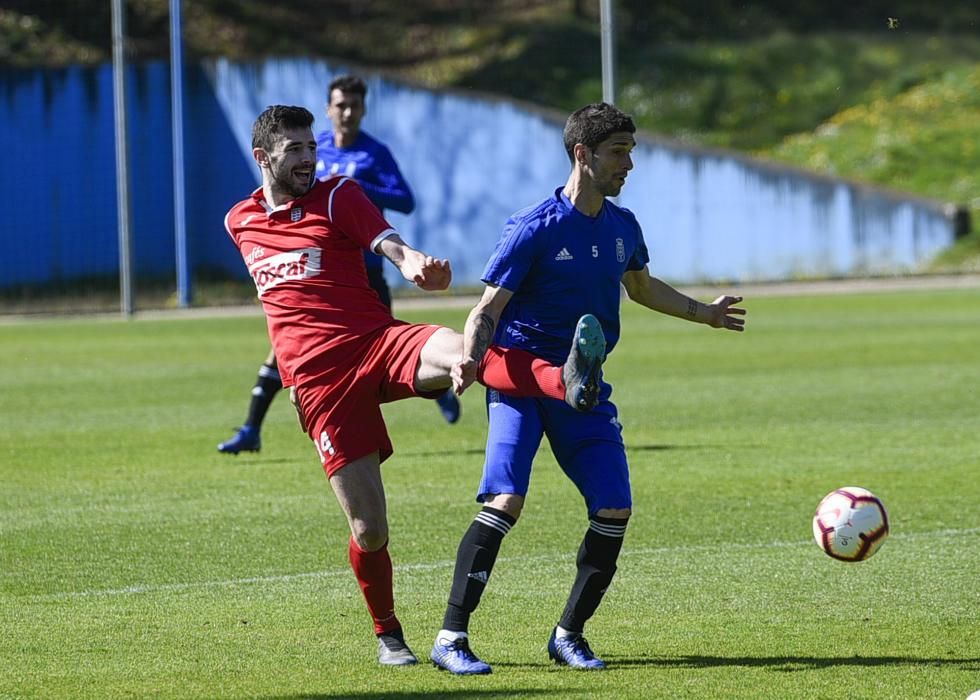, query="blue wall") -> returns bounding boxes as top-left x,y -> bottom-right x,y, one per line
0,58 -> 958,293
208,58 -> 956,285
0,62 -> 253,288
